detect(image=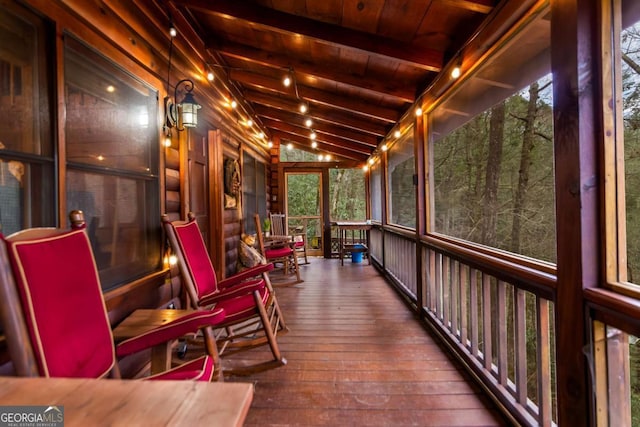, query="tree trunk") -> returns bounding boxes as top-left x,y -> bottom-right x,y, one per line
330,169 -> 344,219
511,82 -> 540,253
481,102 -> 505,246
